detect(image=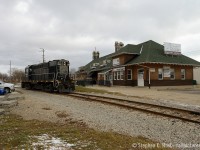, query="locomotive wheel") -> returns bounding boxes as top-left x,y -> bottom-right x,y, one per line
58,88 -> 62,93
25,84 -> 32,90
42,85 -> 45,91
49,84 -> 54,92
